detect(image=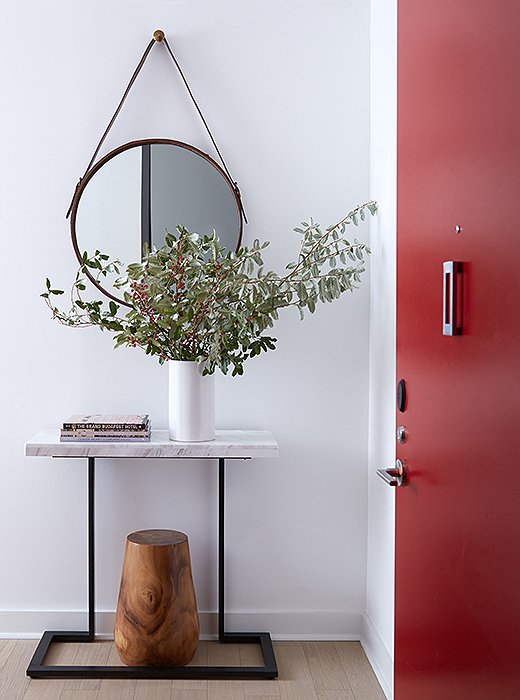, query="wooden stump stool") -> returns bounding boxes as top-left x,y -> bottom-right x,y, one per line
114,529 -> 199,666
